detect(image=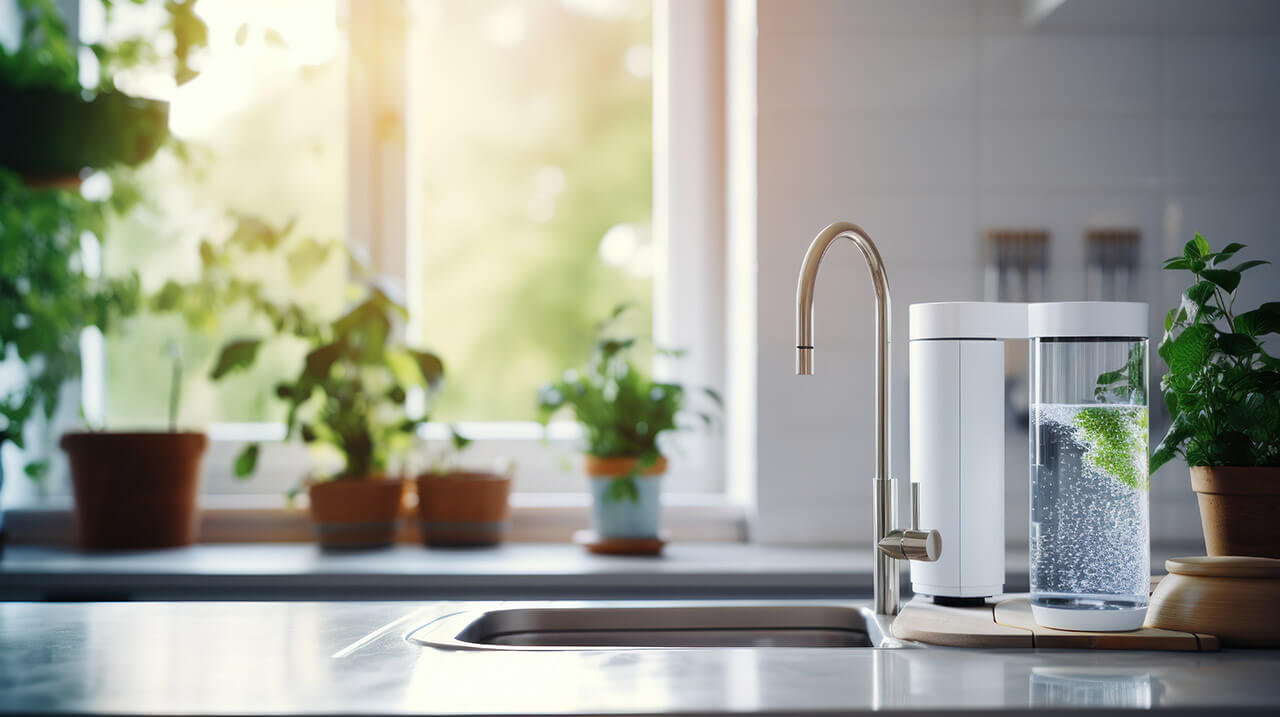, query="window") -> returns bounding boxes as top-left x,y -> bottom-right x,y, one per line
39,0 -> 726,505
410,0 -> 654,423
99,0 -> 347,428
